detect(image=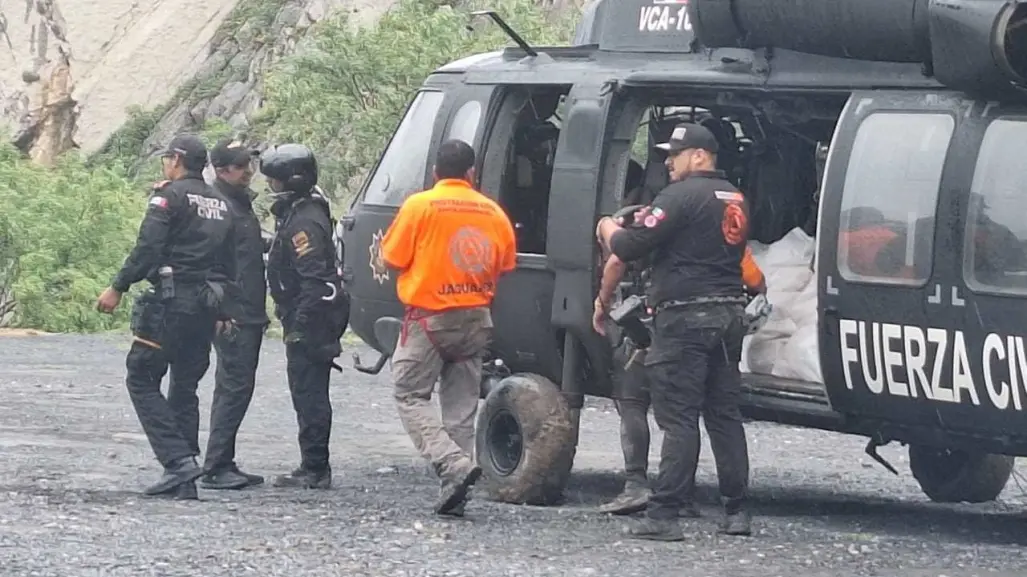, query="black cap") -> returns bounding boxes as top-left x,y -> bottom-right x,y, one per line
210,138 -> 258,168
158,133 -> 207,161
655,123 -> 720,154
